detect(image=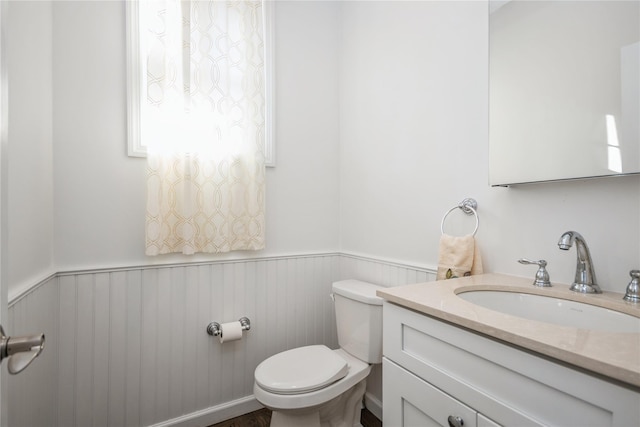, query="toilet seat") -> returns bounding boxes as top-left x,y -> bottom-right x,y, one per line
254,345 -> 349,395
254,348 -> 371,411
